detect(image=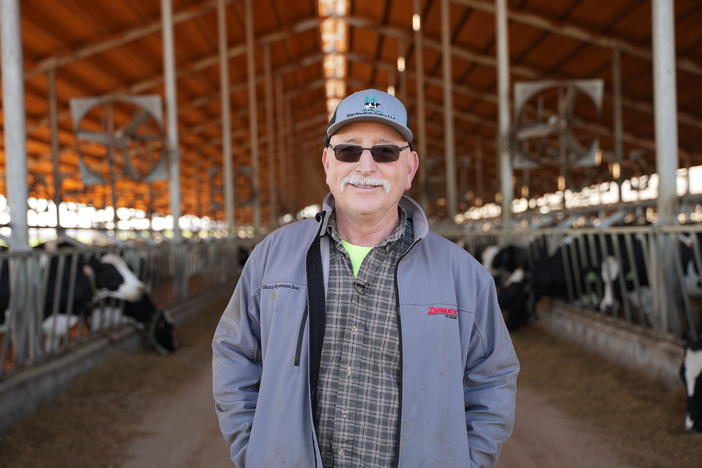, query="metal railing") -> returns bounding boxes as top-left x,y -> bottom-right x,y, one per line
0,237 -> 253,377
437,224 -> 702,340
